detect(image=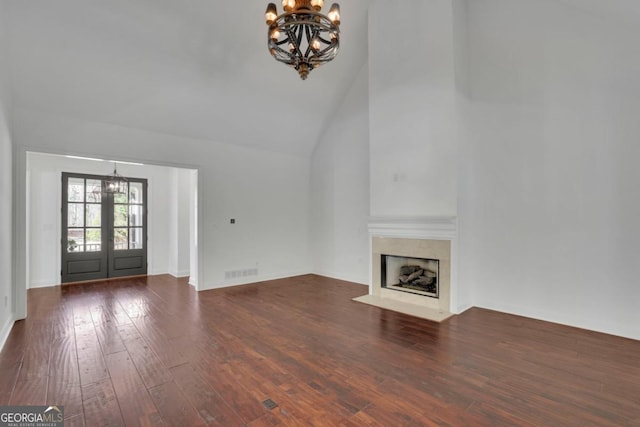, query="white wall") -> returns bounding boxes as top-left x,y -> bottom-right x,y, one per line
460,0 -> 640,339
26,153 -> 190,287
365,0 -> 640,337
310,64 -> 370,285
177,169 -> 191,276
188,169 -> 199,286
368,0 -> 458,217
169,169 -> 178,277
168,168 -> 191,278
367,0 -> 468,312
14,107 -> 311,293
452,0 -> 475,312
0,0 -> 15,345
